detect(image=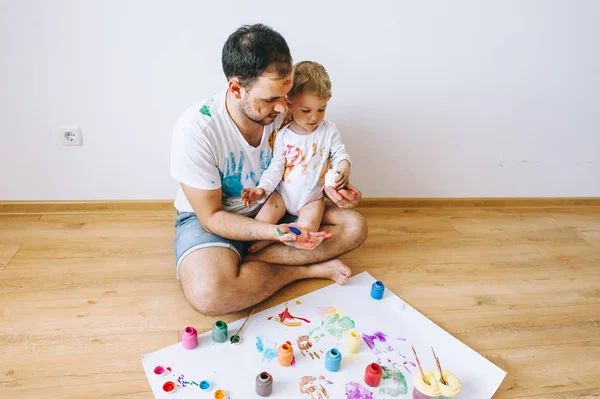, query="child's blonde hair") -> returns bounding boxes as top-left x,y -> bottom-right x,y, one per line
289,61 -> 332,99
